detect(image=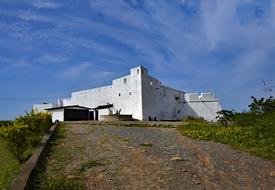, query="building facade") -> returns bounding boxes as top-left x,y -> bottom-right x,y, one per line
34,66 -> 221,121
